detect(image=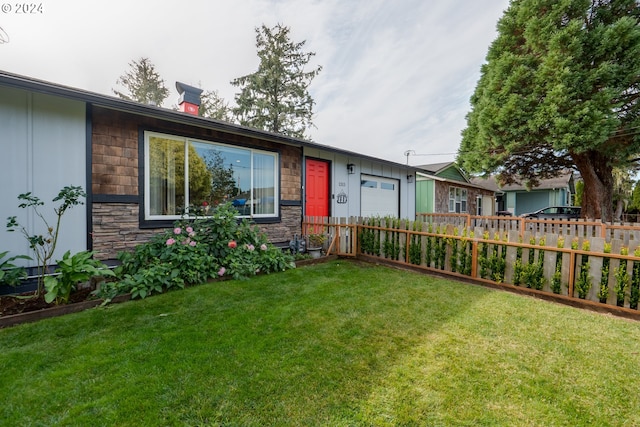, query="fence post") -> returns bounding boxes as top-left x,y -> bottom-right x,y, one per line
471,239 -> 479,278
